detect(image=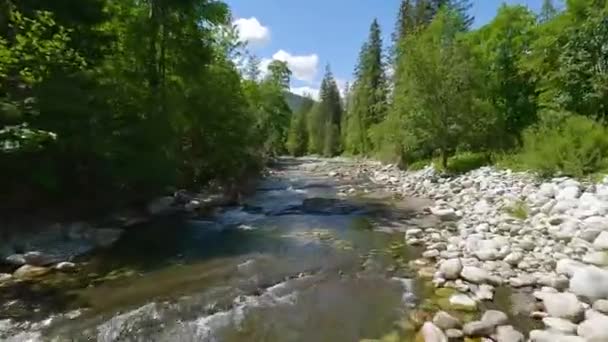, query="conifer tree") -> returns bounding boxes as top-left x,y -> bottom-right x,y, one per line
308,65 -> 343,156
345,19 -> 387,155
